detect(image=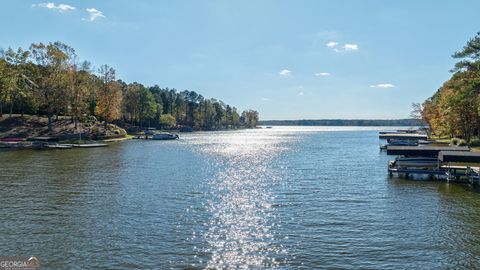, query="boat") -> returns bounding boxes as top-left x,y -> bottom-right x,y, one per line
381,139 -> 418,150
144,128 -> 157,136
0,137 -> 25,142
56,144 -> 73,149
391,157 -> 438,168
72,143 -> 108,148
152,133 -> 179,140
46,144 -> 73,149
387,139 -> 418,146
397,129 -> 418,134
266,126 -> 273,129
